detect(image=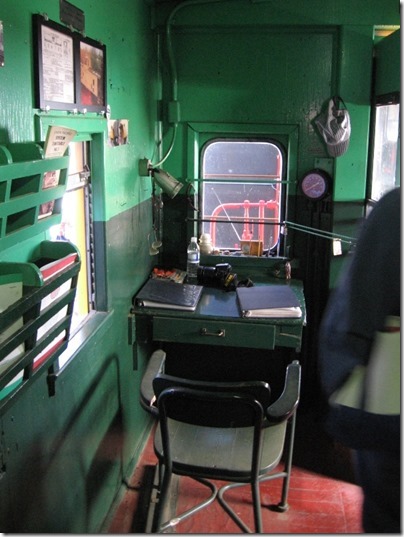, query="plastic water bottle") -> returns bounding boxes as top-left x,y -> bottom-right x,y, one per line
186,237 -> 200,282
